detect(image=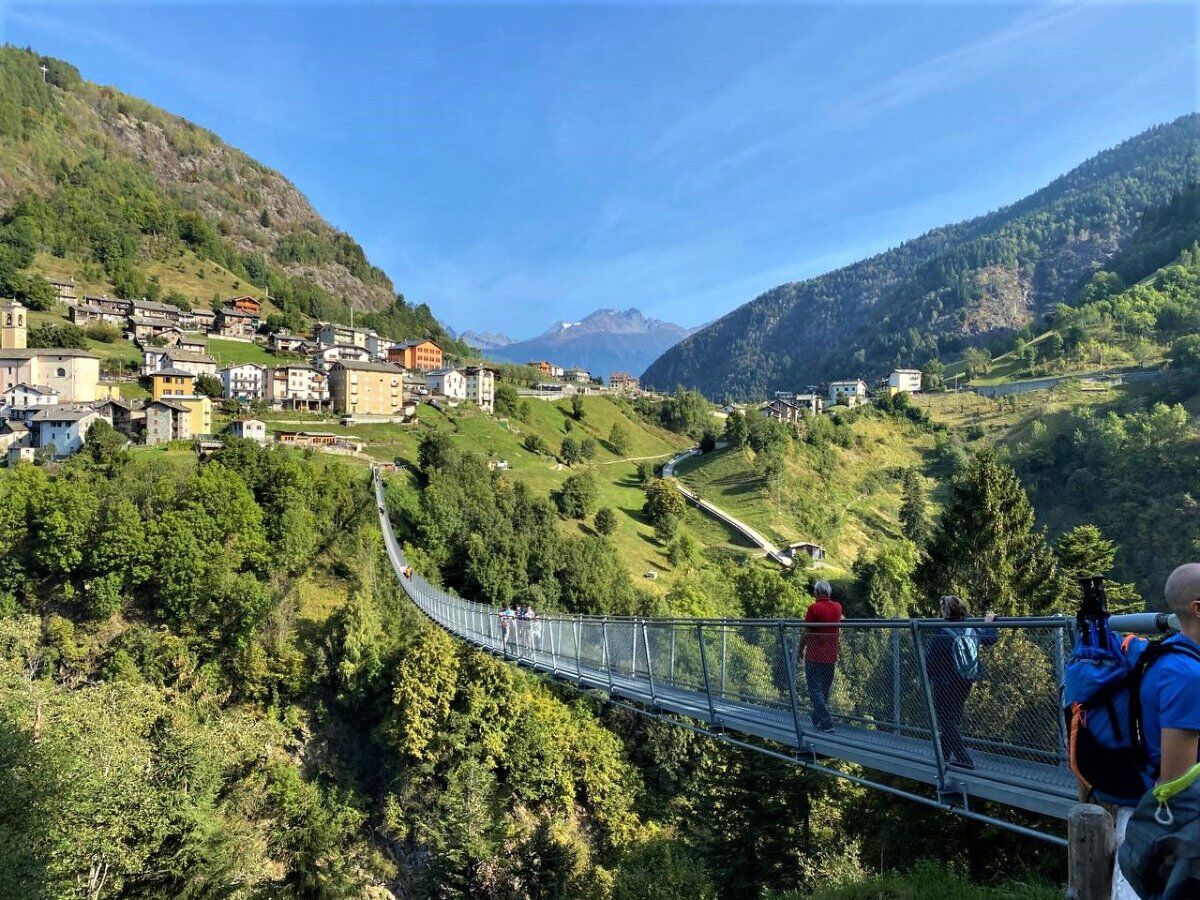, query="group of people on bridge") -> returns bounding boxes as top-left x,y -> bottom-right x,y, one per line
805,568 -> 1200,899
499,604 -> 542,651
